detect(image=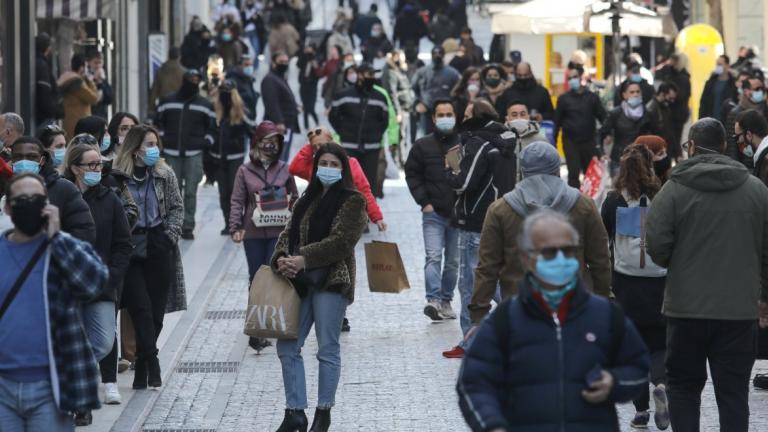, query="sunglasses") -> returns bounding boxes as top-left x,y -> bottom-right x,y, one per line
307,128 -> 324,139
44,124 -> 64,134
529,246 -> 578,260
